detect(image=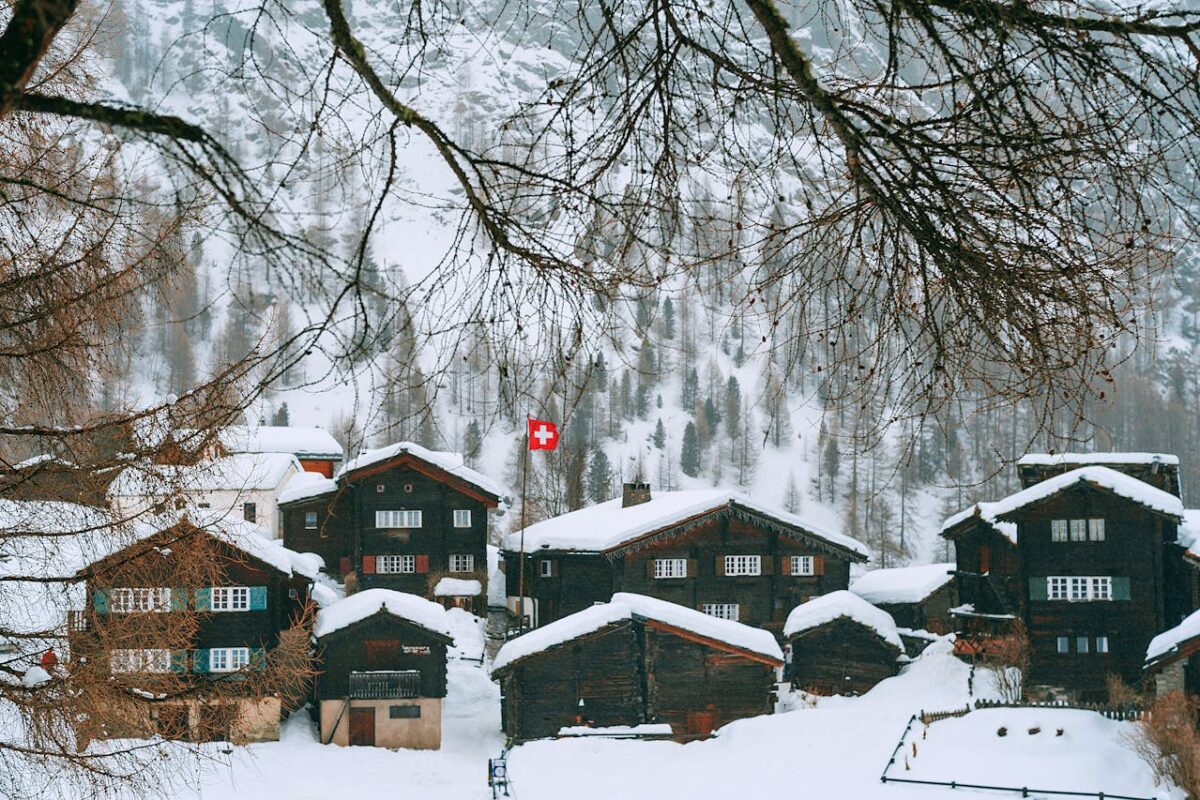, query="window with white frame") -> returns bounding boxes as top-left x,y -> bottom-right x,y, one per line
654,559 -> 688,579
1076,636 -> 1090,654
1069,519 -> 1087,542
210,587 -> 250,612
1056,637 -> 1070,654
702,603 -> 740,621
110,648 -> 171,673
1051,518 -> 1105,543
1096,636 -> 1110,653
539,559 -> 554,577
791,556 -> 815,576
375,510 -> 422,529
453,509 -> 472,528
377,555 -> 415,574
1051,520 -> 1069,543
449,554 -> 475,573
304,511 -> 318,529
110,587 -> 171,613
1047,576 -> 1112,602
209,647 -> 251,673
1088,519 -> 1106,541
724,555 -> 761,576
